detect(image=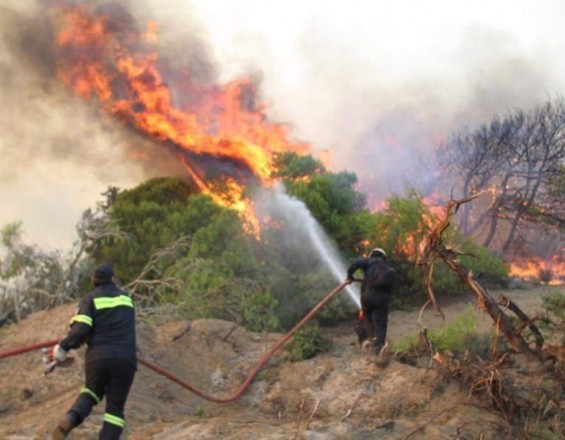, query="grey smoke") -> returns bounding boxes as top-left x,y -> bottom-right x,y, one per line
254,184 -> 361,309
2,0 -> 565,249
